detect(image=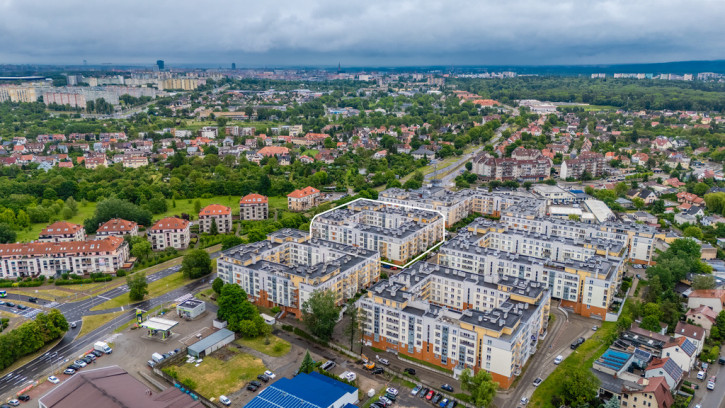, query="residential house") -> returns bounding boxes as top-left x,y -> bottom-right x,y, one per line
198,205 -> 232,234
96,218 -> 139,238
38,221 -> 86,242
661,337 -> 697,372
644,358 -> 683,391
688,290 -> 725,314
84,156 -> 108,169
621,377 -> 674,408
411,147 -> 435,160
674,206 -> 704,225
239,194 -> 268,221
560,152 -> 606,179
148,217 -> 190,251
673,321 -> 706,355
287,187 -> 320,212
685,305 -> 718,331
676,192 -> 705,206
